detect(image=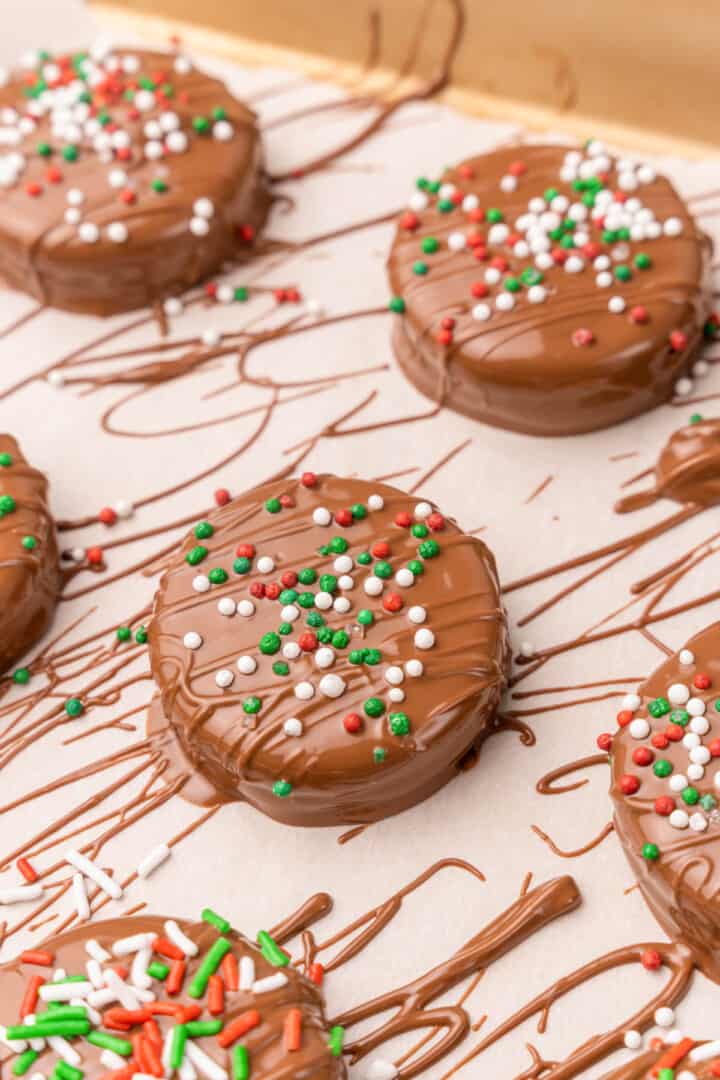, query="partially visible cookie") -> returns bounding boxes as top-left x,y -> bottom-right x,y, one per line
0,45 -> 269,315
388,143 -> 713,436
0,434 -> 59,674
603,1035 -> 720,1078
